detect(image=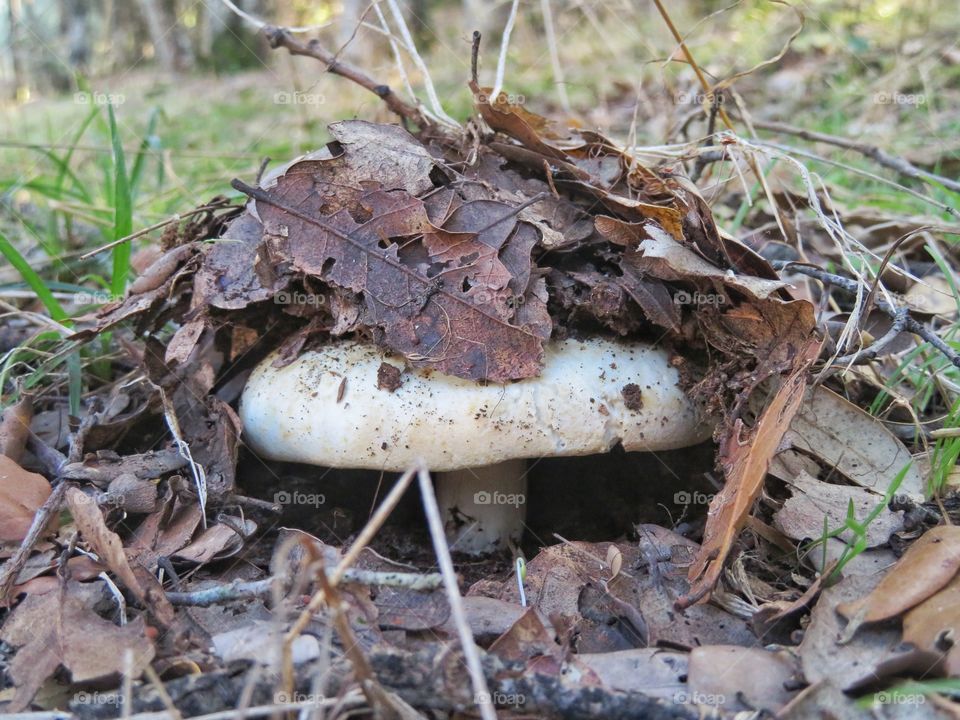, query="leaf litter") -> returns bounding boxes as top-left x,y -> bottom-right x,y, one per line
4,22 -> 960,720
